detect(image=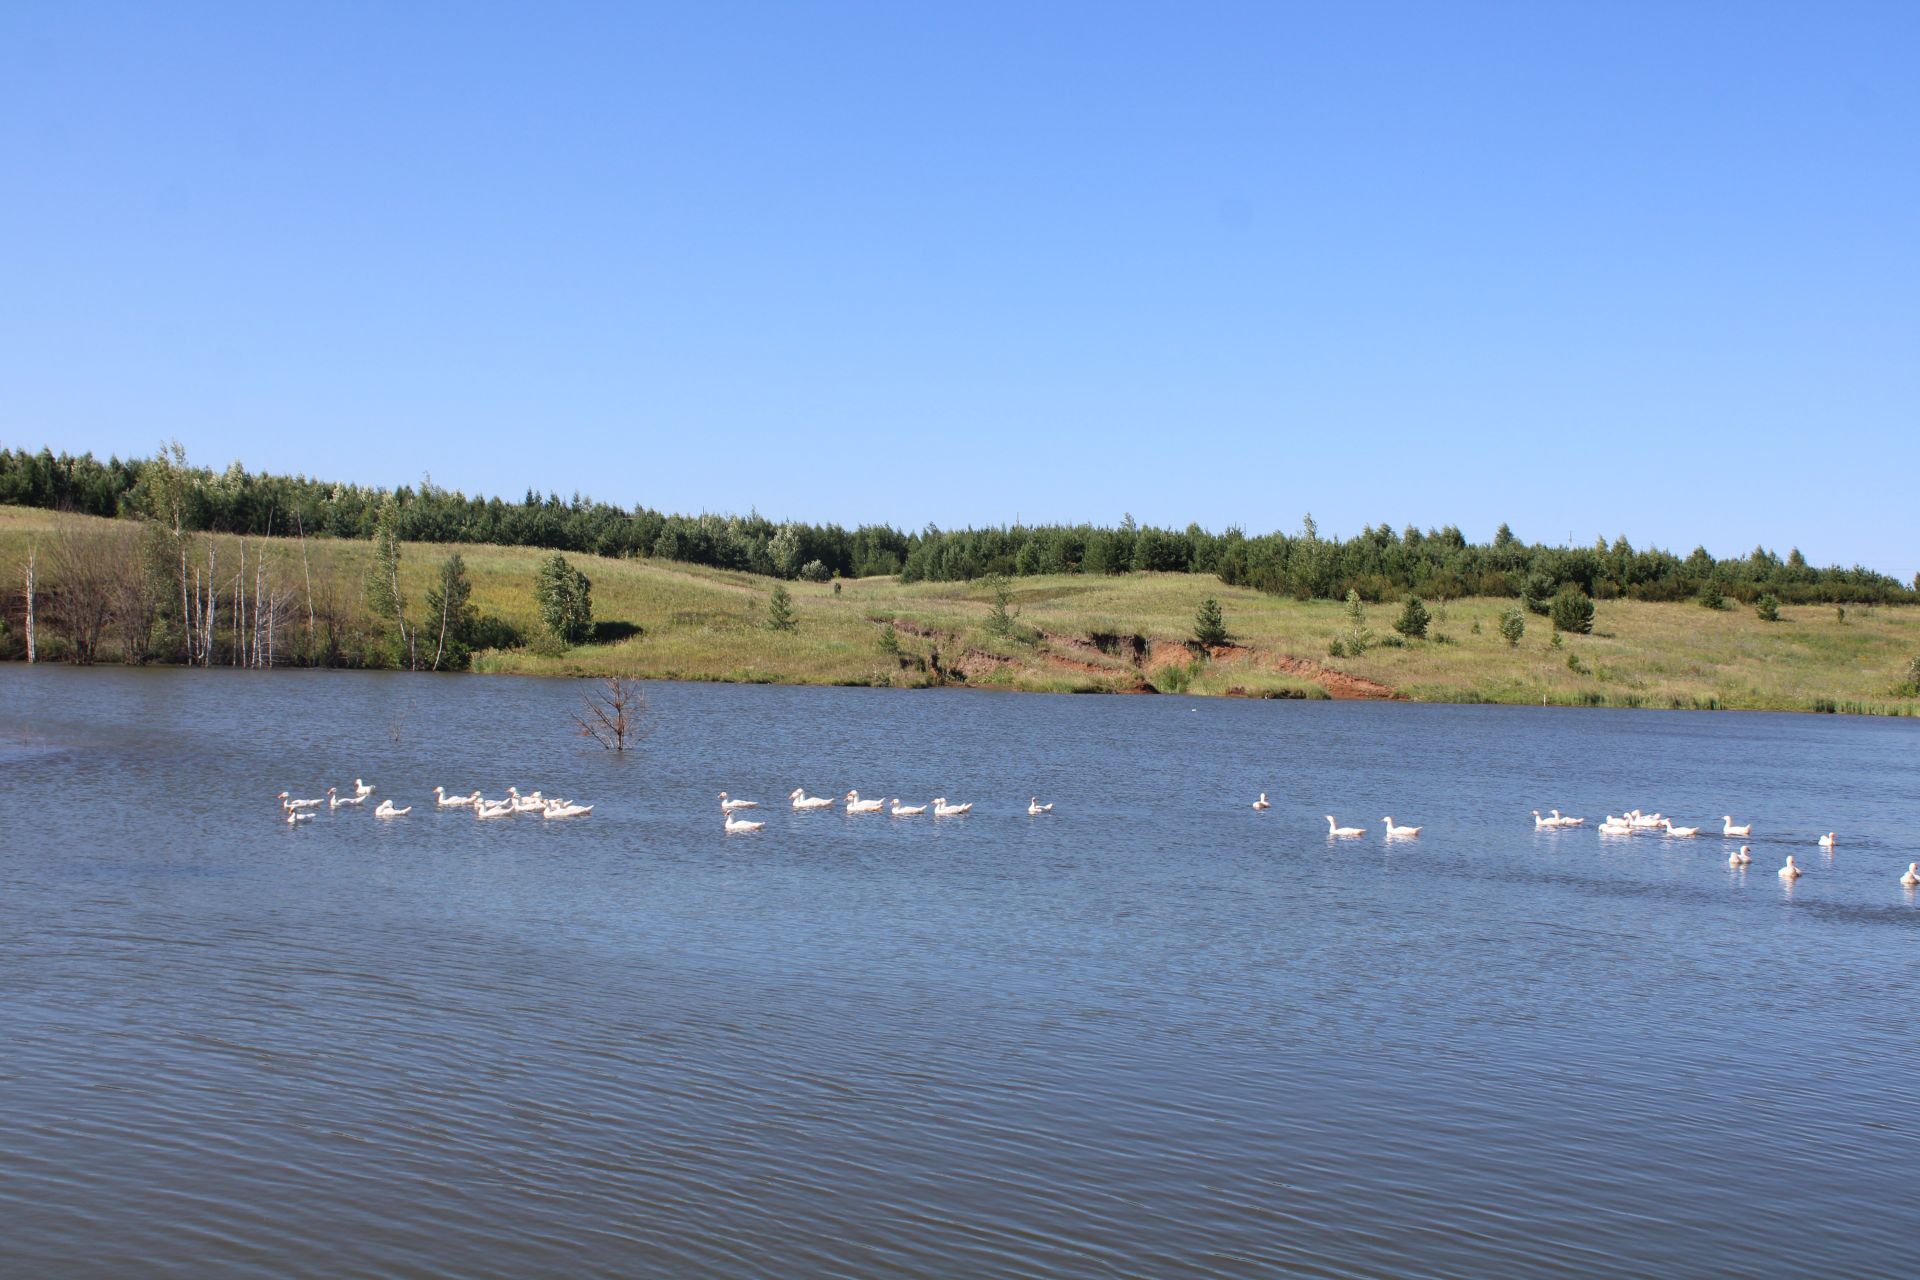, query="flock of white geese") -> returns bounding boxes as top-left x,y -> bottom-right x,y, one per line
716,788 -> 1051,832
278,778 -> 593,823
277,780 -> 1918,890
1521,806 -> 1912,886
